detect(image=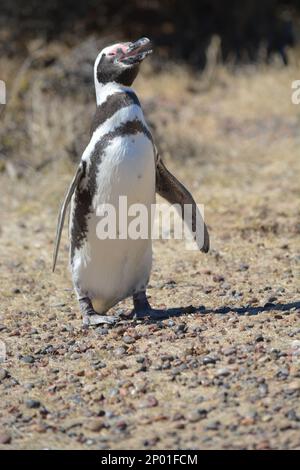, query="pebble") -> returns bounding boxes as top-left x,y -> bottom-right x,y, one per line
187,409 -> 208,422
20,355 -> 35,364
222,347 -> 236,356
116,420 -> 127,431
136,356 -> 146,364
161,354 -> 175,362
202,356 -> 216,365
86,419 -> 105,432
114,347 -> 127,357
255,335 -> 264,342
215,367 -> 230,377
123,335 -> 136,344
25,399 -> 41,409
95,327 -> 109,335
258,383 -> 269,397
0,433 -> 11,444
175,323 -> 187,333
285,381 -> 300,394
238,263 -> 249,271
0,368 -> 8,381
213,274 -> 225,283
141,396 -> 158,408
205,420 -> 221,431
